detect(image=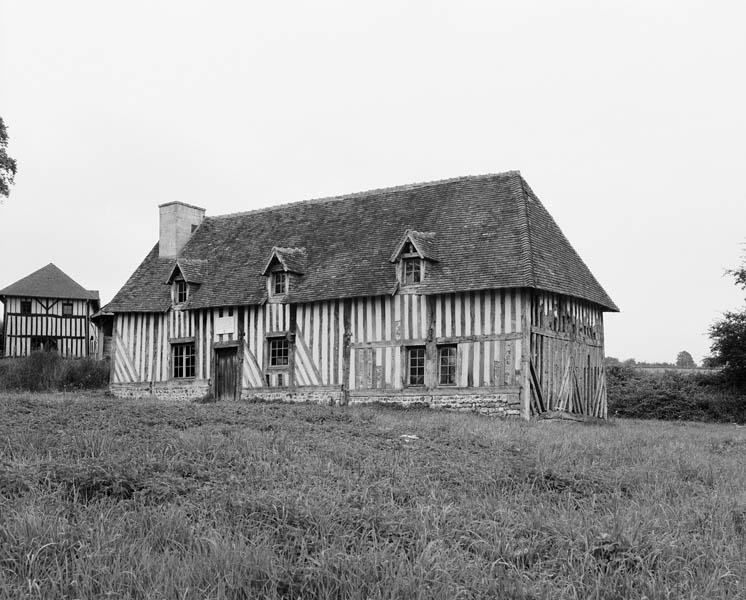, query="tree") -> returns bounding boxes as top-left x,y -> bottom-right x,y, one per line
707,253 -> 746,384
0,116 -> 18,198
676,351 -> 696,368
